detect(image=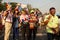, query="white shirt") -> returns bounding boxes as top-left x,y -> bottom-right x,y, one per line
20,14 -> 29,23
6,13 -> 13,22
